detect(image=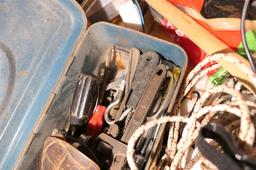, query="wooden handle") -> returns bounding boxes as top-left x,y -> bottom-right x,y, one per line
146,0 -> 253,85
